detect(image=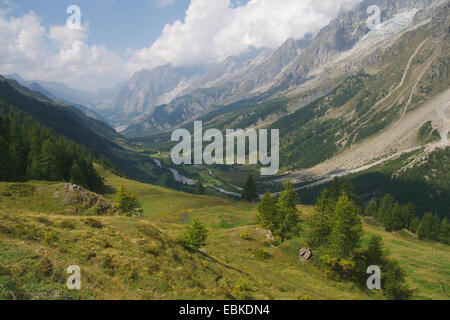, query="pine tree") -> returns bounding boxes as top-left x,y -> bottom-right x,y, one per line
181,219 -> 208,249
400,203 -> 416,229
256,192 -> 279,232
39,139 -> 62,181
377,194 -> 397,222
197,180 -> 206,195
241,175 -> 258,202
364,199 -> 378,217
0,133 -> 11,180
309,188 -> 335,248
276,180 -> 300,241
383,259 -> 412,300
85,160 -> 103,192
366,235 -> 385,265
115,184 -> 140,215
70,161 -> 88,188
384,203 -> 404,231
329,194 -> 363,258
417,213 -> 441,241
408,217 -> 420,234
439,218 -> 450,244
